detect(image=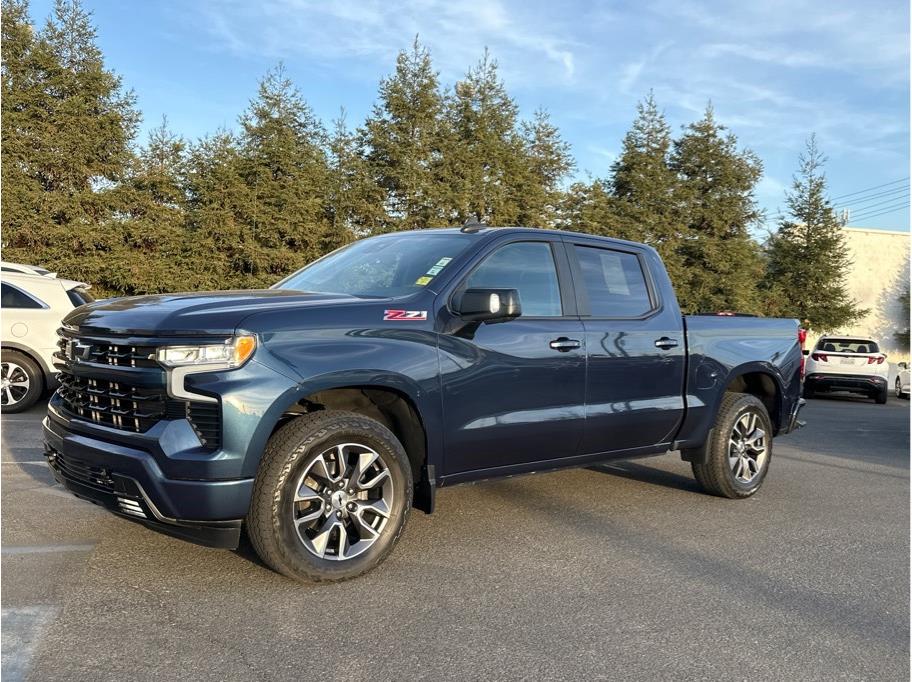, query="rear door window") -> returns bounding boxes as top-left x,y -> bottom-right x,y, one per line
1,283 -> 44,309
574,246 -> 653,317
